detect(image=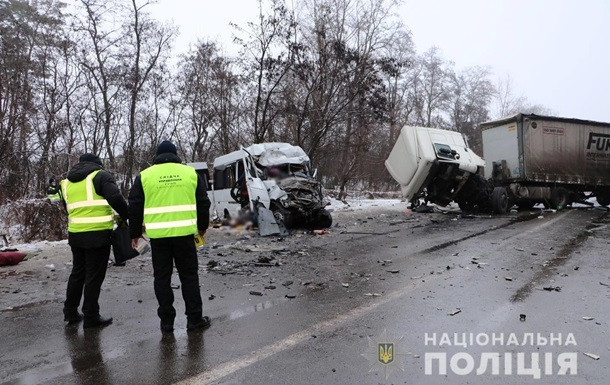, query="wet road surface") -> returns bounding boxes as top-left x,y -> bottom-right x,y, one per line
1,206 -> 609,384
